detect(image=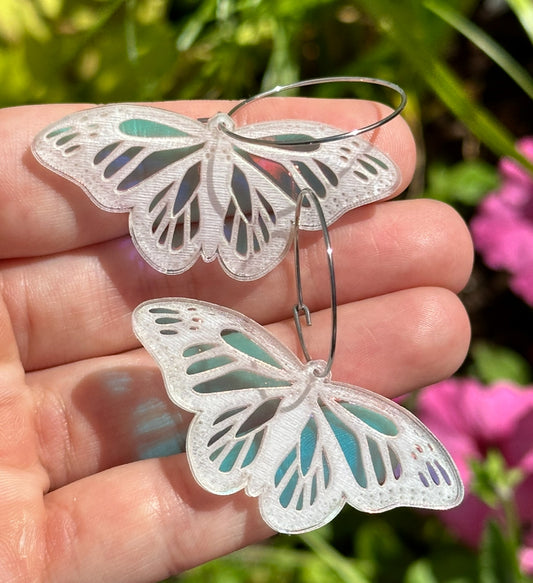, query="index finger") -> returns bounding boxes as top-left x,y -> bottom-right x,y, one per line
0,99 -> 414,259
